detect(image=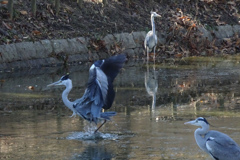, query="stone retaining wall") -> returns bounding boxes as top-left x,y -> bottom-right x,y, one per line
0,25 -> 239,70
